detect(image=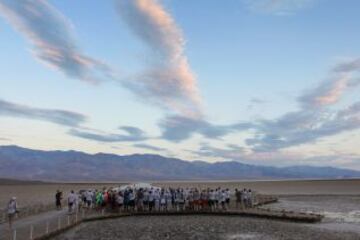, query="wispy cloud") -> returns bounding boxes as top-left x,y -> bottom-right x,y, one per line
192,143 -> 360,170
157,57 -> 360,151
116,0 -> 202,117
246,59 -> 360,152
246,108 -> 360,152
0,0 -> 114,83
247,97 -> 268,110
69,126 -> 148,142
244,0 -> 315,15
299,59 -> 360,108
192,143 -> 245,159
0,137 -> 11,142
159,115 -> 251,142
298,74 -> 351,107
133,143 -> 166,151
333,58 -> 360,73
0,99 -> 86,127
